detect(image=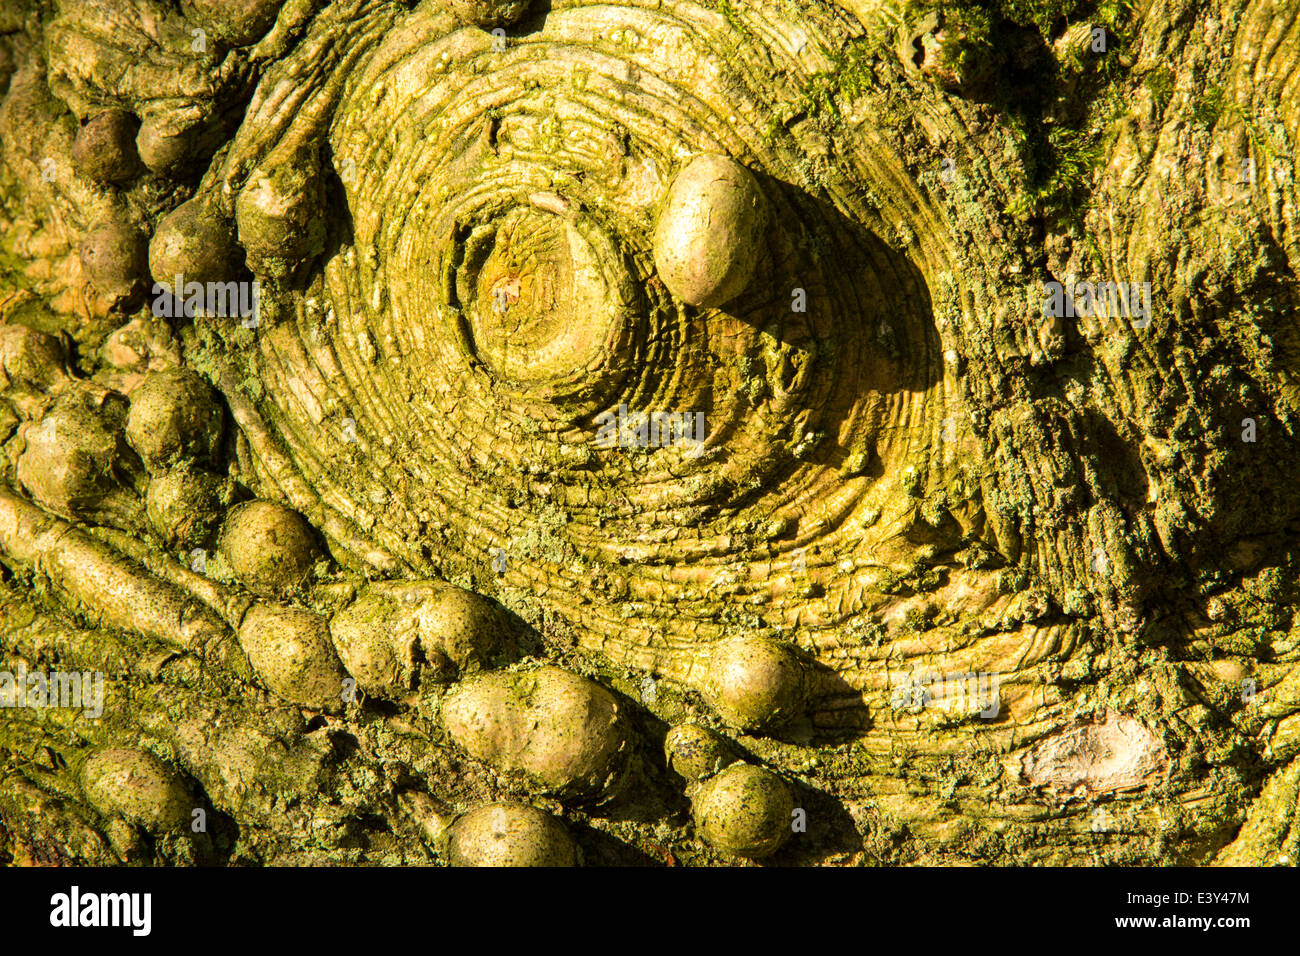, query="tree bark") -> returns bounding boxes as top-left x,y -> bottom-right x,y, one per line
1,0 -> 1298,865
